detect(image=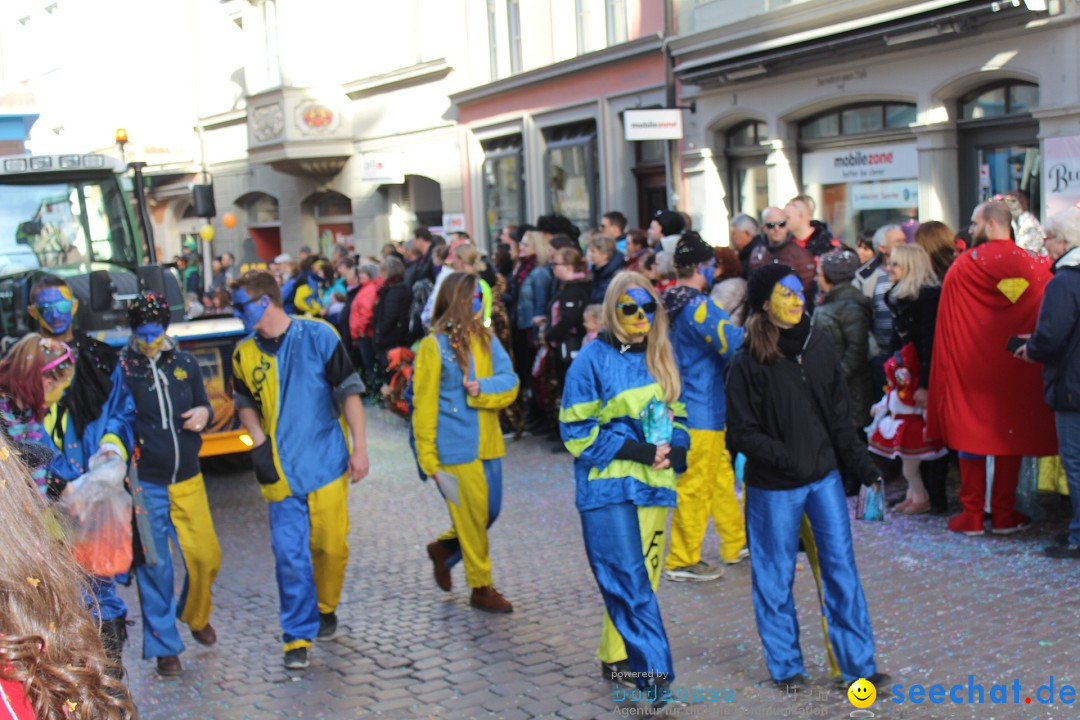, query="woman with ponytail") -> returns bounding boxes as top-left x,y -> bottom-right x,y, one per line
559,271 -> 688,707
